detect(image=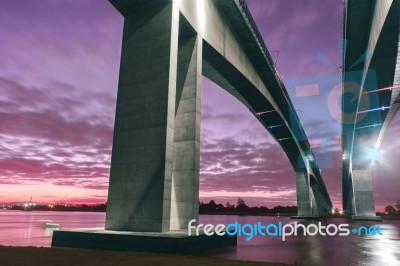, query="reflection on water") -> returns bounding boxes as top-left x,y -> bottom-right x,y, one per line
0,210 -> 105,247
355,223 -> 400,265
198,215 -> 400,266
0,210 -> 399,265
